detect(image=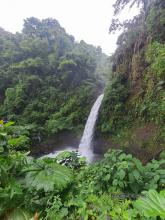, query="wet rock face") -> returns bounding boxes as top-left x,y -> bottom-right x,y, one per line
123,123 -> 162,164
94,123 -> 162,164
31,131 -> 80,157
93,131 -> 121,155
